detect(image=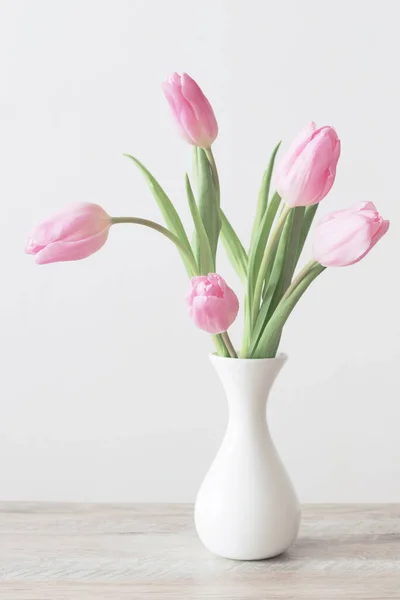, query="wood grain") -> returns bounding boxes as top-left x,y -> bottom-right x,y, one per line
0,503 -> 399,599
